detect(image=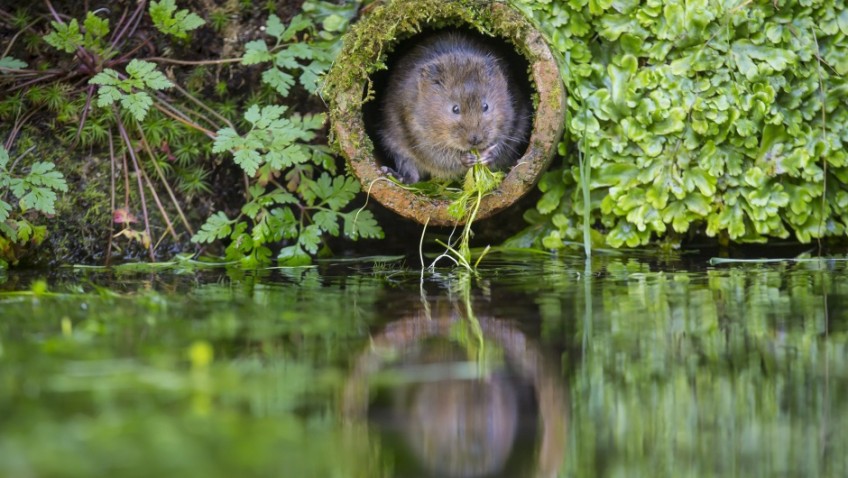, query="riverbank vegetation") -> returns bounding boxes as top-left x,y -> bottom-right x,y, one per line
2,0 -> 847,268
